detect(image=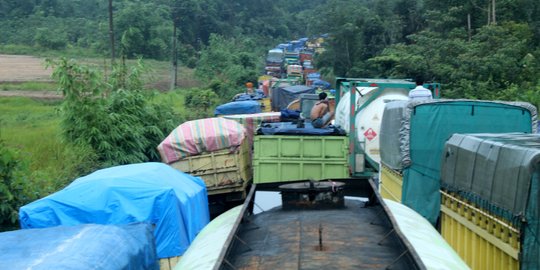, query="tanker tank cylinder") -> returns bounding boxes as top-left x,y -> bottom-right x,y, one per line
334,86 -> 409,164
278,181 -> 345,210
